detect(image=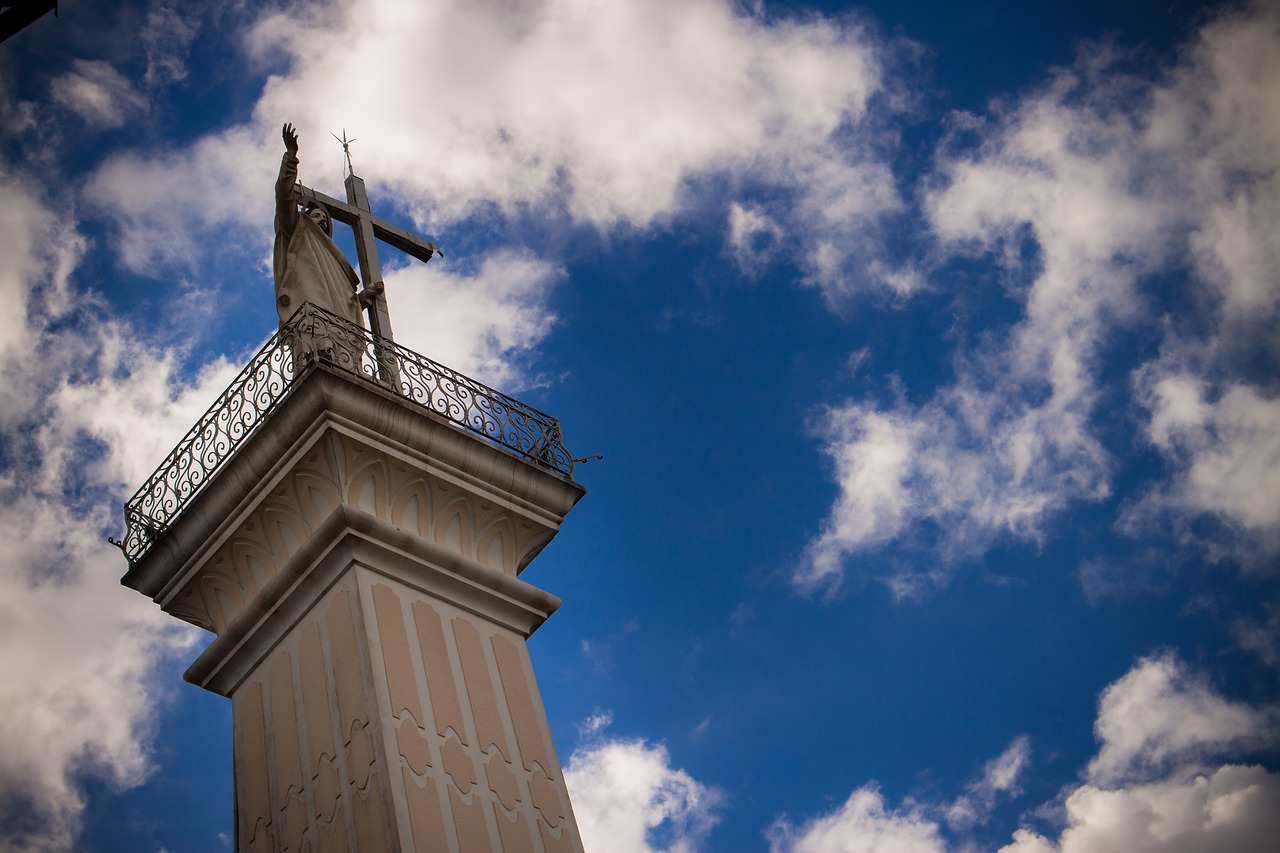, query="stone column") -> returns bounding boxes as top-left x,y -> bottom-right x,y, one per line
122,366 -> 587,852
